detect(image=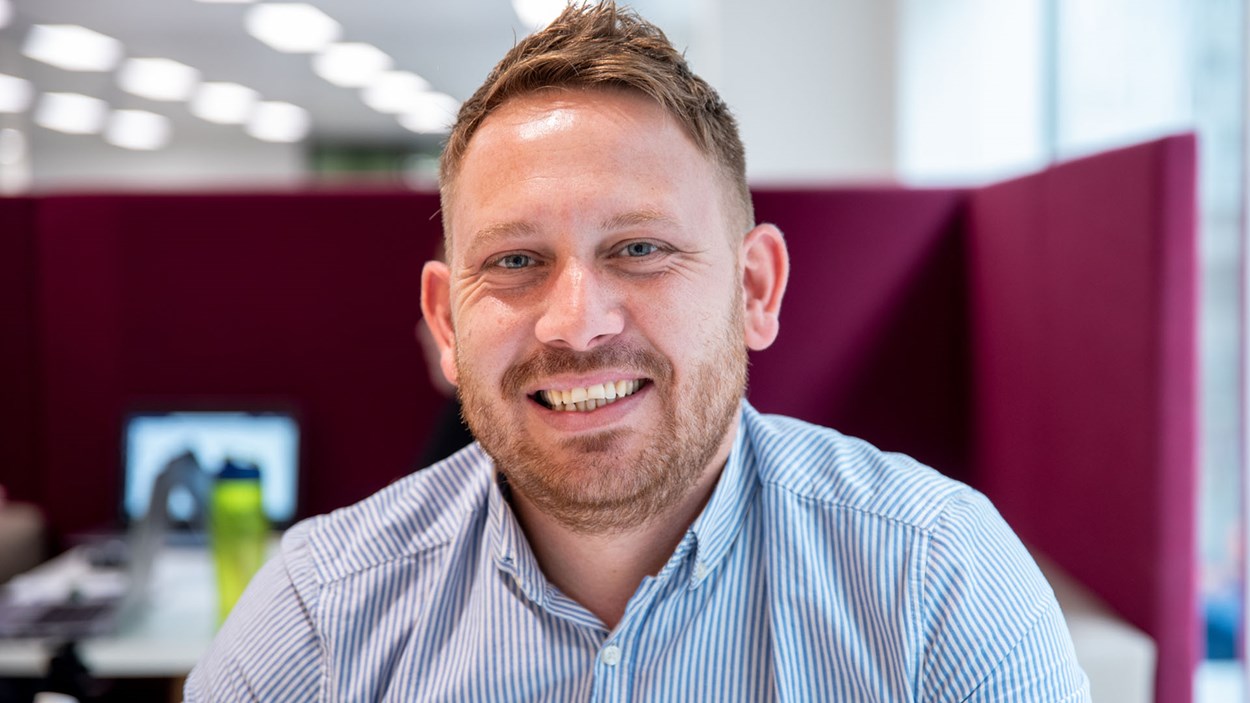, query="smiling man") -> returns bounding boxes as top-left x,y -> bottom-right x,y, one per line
426,86 -> 772,630
187,3 -> 1088,701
